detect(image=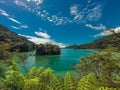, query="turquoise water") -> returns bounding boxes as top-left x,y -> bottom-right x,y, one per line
23,49 -> 93,77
